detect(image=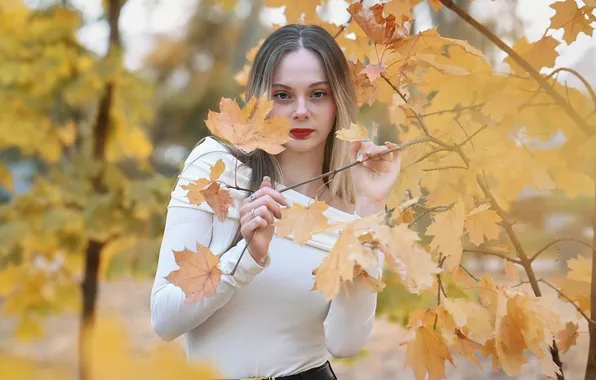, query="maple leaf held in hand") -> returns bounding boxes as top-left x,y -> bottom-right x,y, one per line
165,242 -> 222,303
206,94 -> 292,155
